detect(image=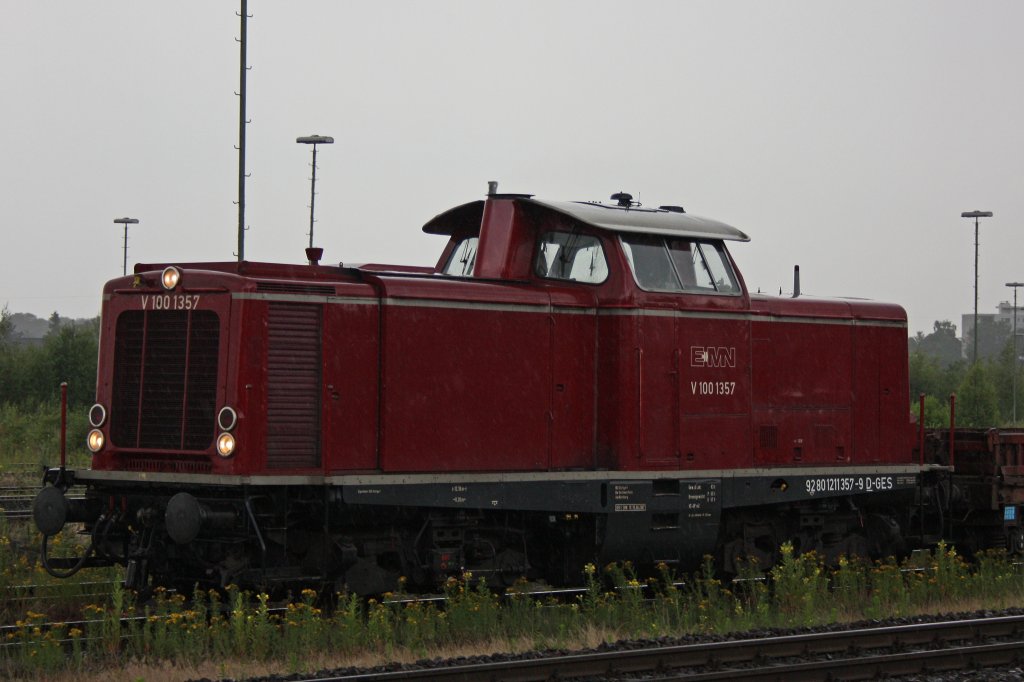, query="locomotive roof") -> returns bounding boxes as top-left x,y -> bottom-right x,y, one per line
423,197 -> 750,242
